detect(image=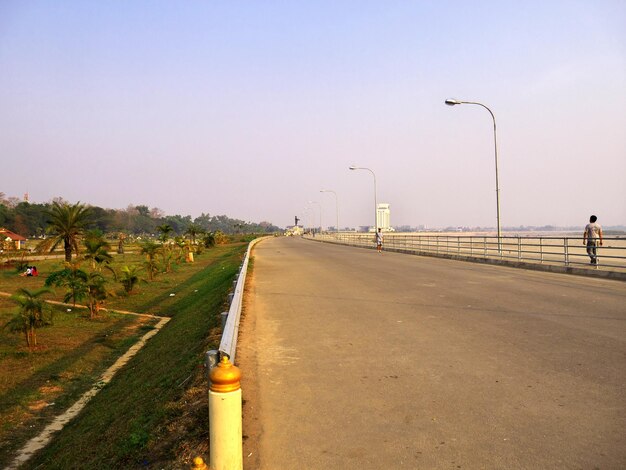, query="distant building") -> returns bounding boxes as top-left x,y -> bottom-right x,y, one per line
376,203 -> 394,232
0,228 -> 27,250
